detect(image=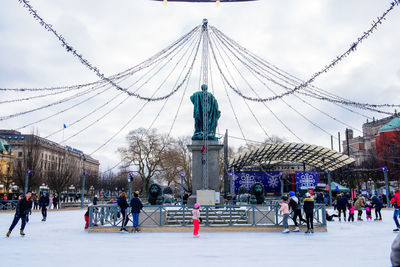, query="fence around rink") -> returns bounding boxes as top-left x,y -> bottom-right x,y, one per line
88,204 -> 327,228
